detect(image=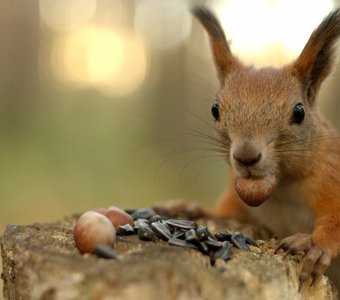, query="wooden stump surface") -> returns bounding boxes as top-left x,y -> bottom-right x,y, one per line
1,216 -> 338,300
